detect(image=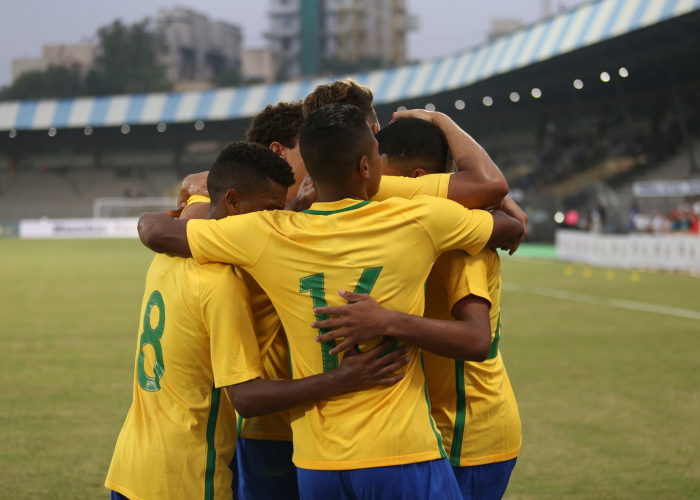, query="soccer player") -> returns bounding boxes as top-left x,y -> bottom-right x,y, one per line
178,98 -> 516,500
106,141 -> 410,500
321,115 -> 522,500
137,104 -> 524,499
